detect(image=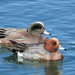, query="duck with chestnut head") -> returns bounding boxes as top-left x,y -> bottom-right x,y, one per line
3,38 -> 66,61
